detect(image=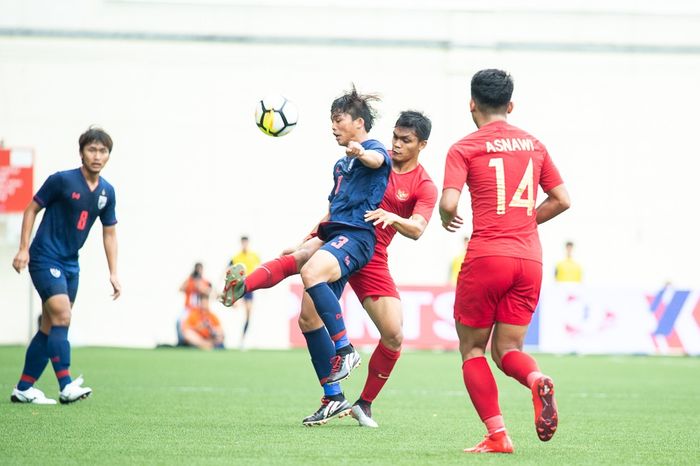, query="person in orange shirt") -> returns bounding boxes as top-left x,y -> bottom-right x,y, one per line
179,294 -> 224,350
179,262 -> 212,312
